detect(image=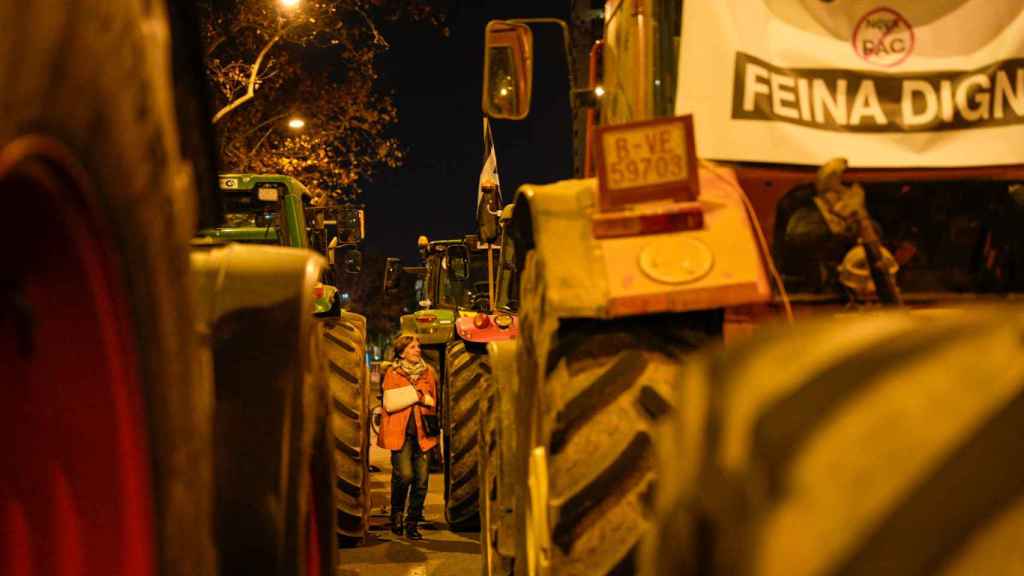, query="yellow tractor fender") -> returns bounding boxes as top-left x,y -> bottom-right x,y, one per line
511,165 -> 772,321
511,179 -> 612,319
